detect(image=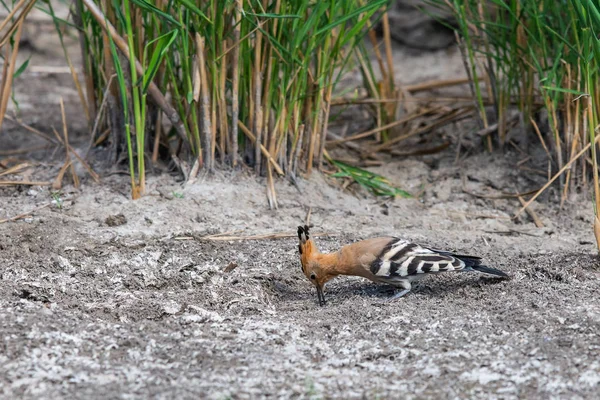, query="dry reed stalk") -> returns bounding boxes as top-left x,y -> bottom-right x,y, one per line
253,11 -> 264,174
318,81 -> 334,168
196,33 -> 213,171
82,0 -> 189,146
45,114 -> 100,182
198,231 -> 334,241
0,21 -> 23,134
381,12 -> 395,91
230,0 -> 242,167
209,8 -> 218,165
238,121 -> 284,175
405,77 -> 482,92
313,68 -> 327,170
547,100 -> 564,186
354,47 -> 380,112
60,98 -> 80,188
407,95 -> 497,104
64,41 -> 91,123
307,68 -> 325,175
0,203 -> 51,224
0,181 -> 51,186
0,0 -> 28,34
0,0 -> 35,47
564,64 -> 573,158
4,115 -> 55,144
152,112 -> 162,163
266,163 -> 277,209
0,146 -> 52,156
331,98 -> 400,106
326,107 -> 439,145
517,196 -> 544,228
211,79 -> 217,166
219,40 -> 228,162
367,29 -> 387,84
529,117 -> 551,159
515,133 -> 600,218
134,6 -> 143,62
0,162 -> 30,177
52,159 -> 71,190
562,98 -> 581,207
390,142 -> 451,156
587,95 -> 600,214
302,76 -> 314,173
264,14 -> 279,208
368,107 -> 472,154
192,53 -> 200,102
289,123 -> 304,176
0,45 -> 8,101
